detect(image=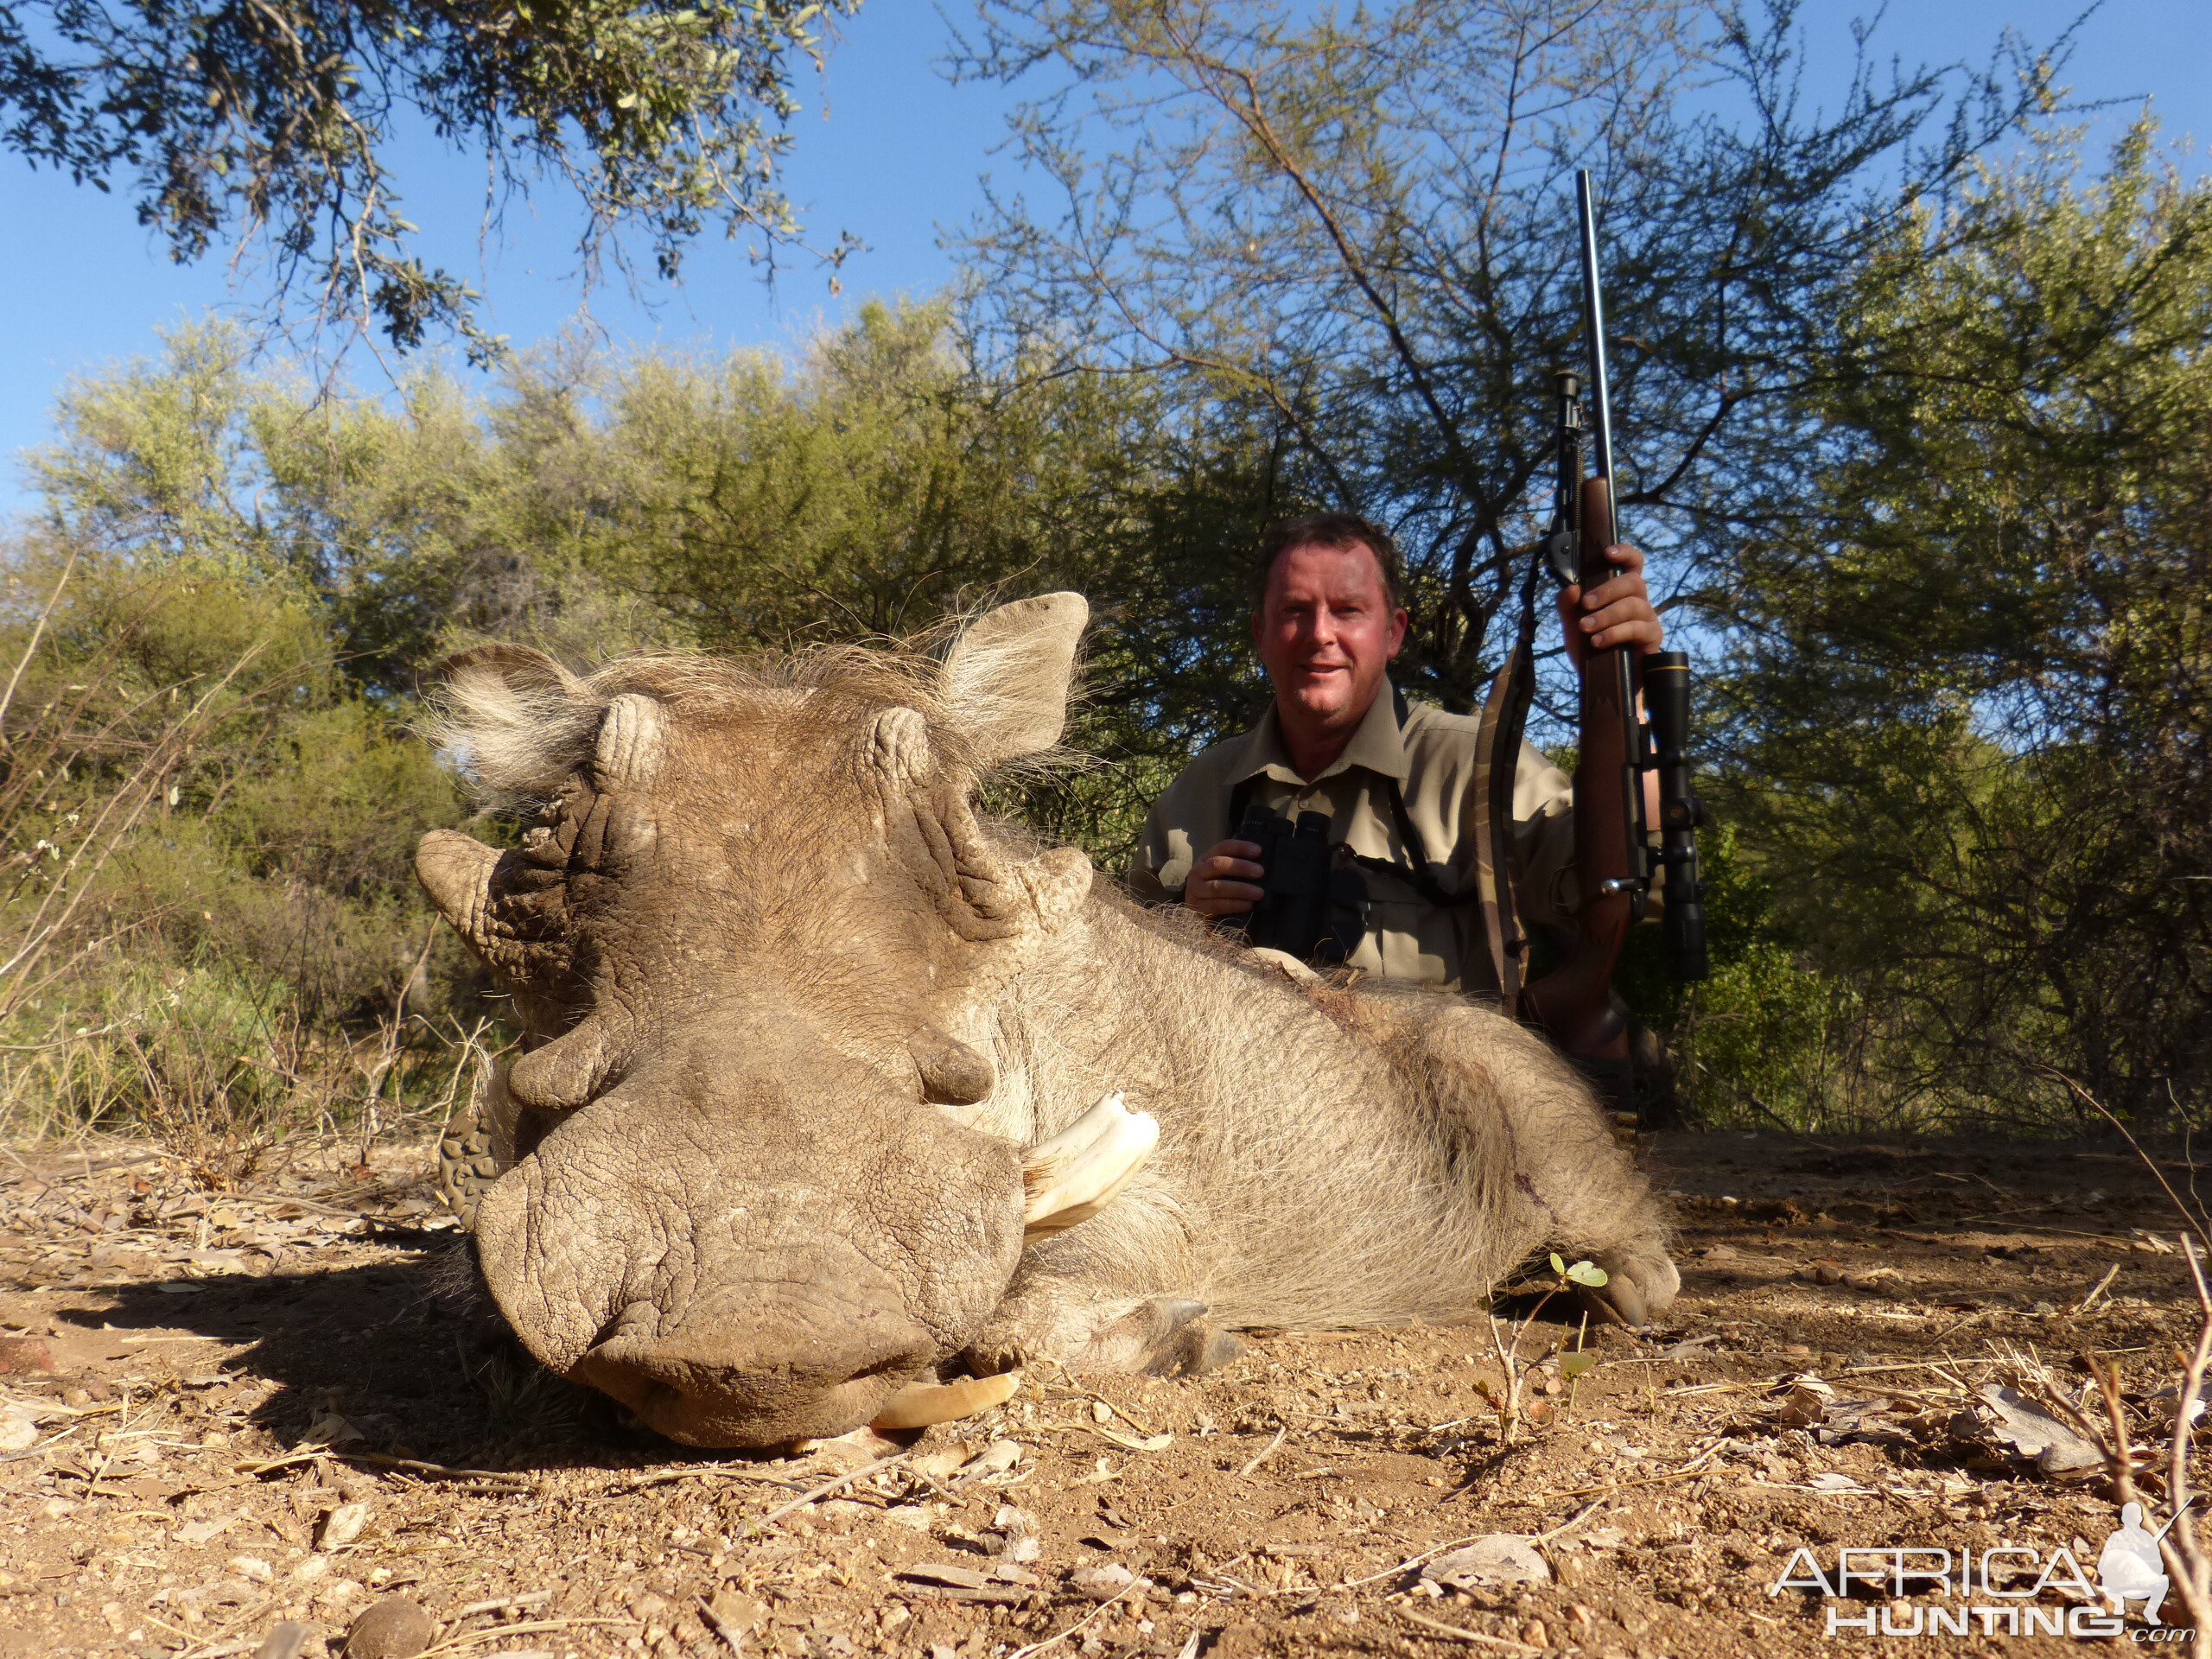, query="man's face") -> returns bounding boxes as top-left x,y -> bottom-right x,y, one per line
1253,541 -> 1409,730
